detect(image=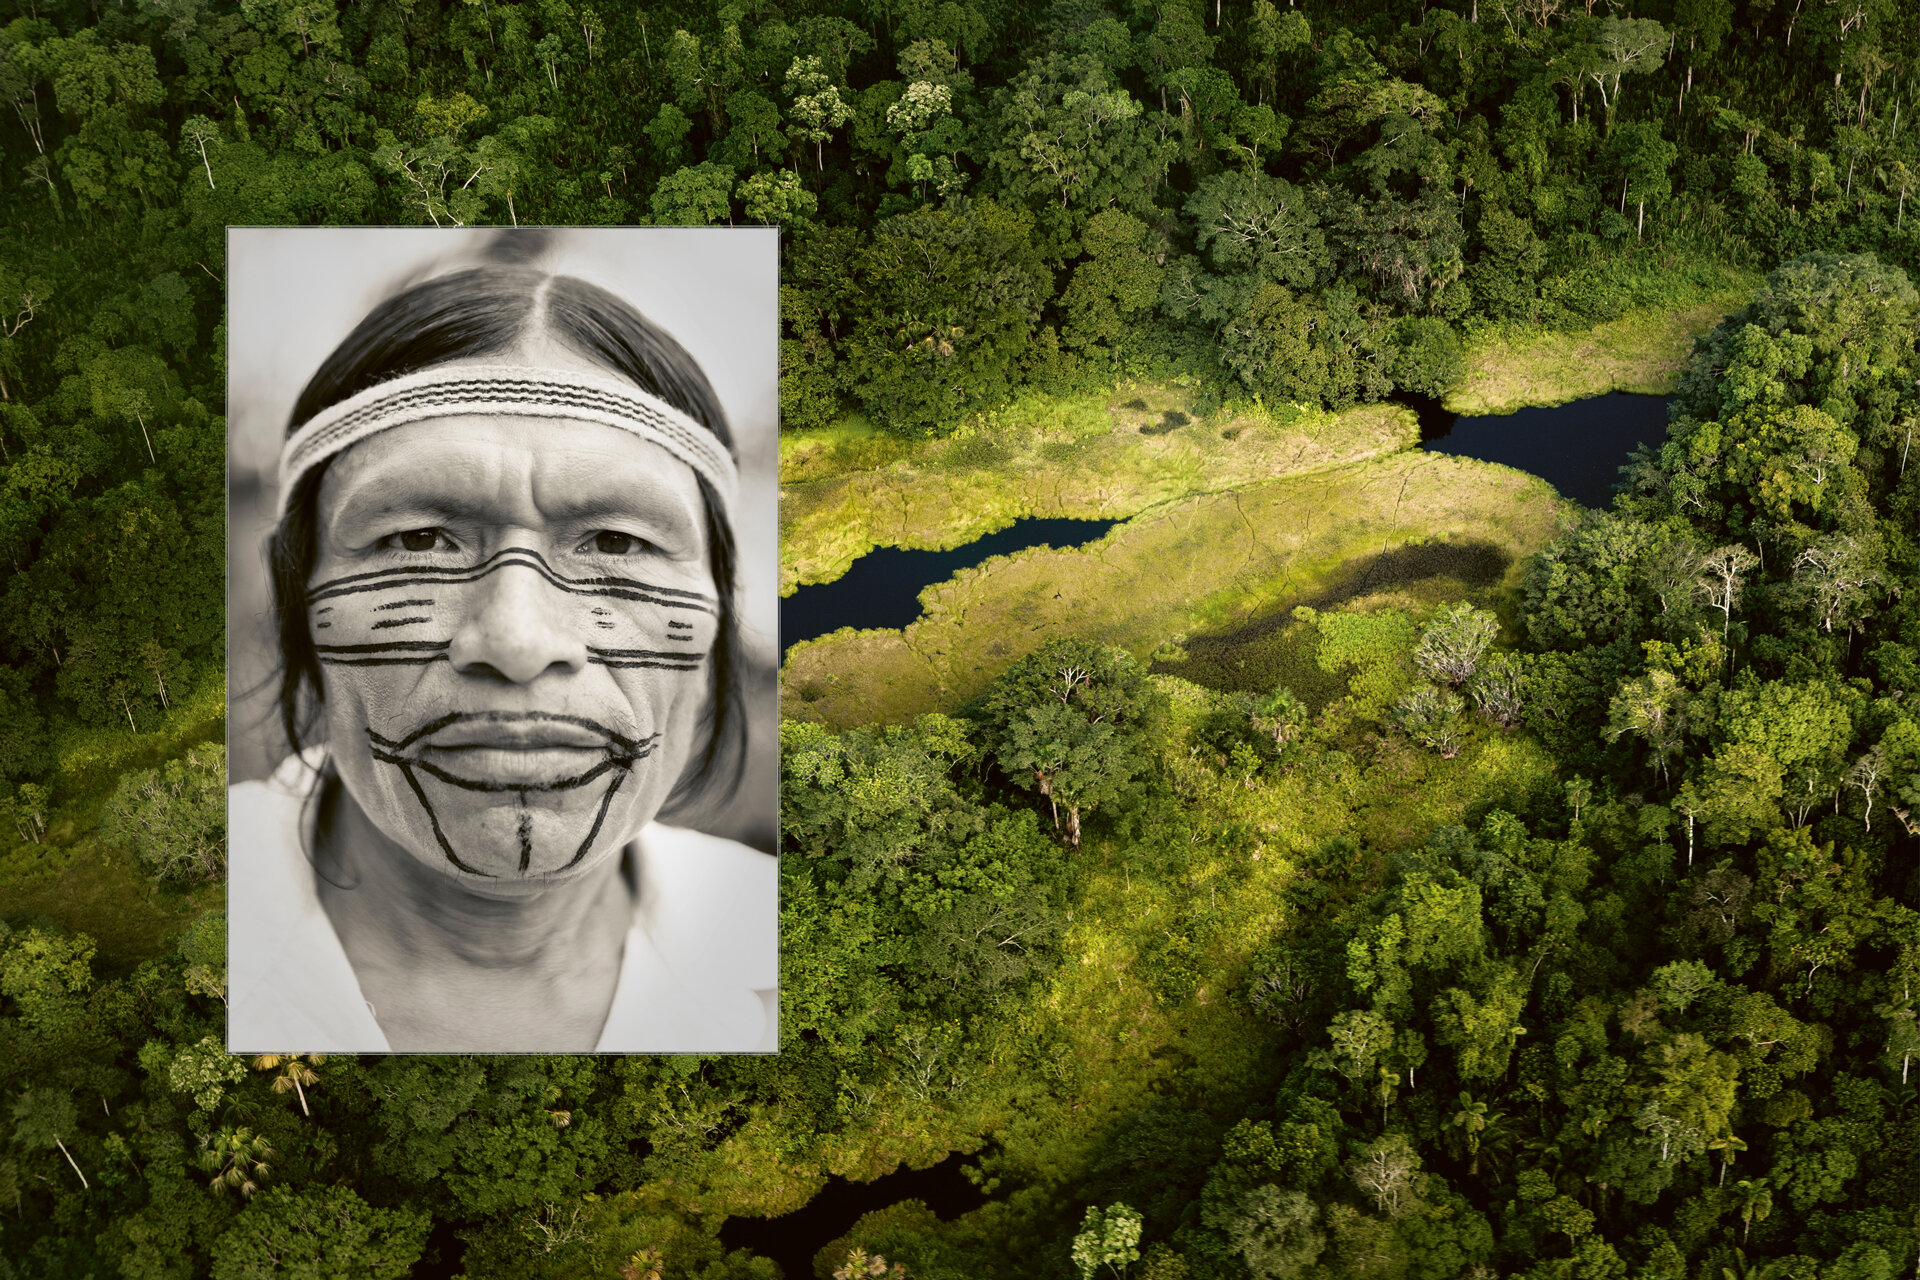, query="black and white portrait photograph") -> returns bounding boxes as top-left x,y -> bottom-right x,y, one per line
225,227 -> 778,1054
